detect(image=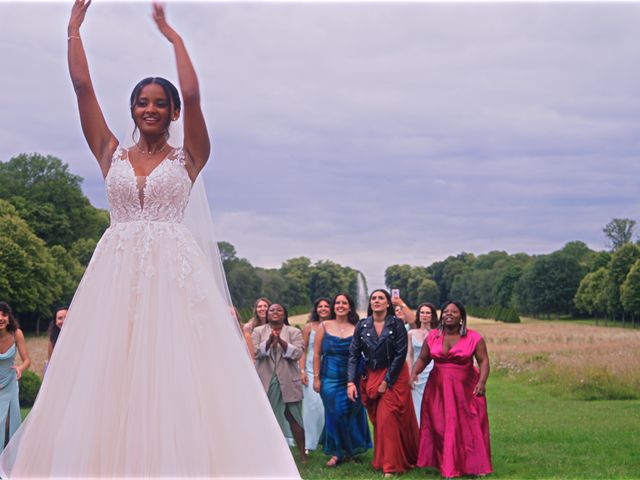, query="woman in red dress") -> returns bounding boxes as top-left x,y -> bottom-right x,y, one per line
347,289 -> 419,477
410,300 -> 492,478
